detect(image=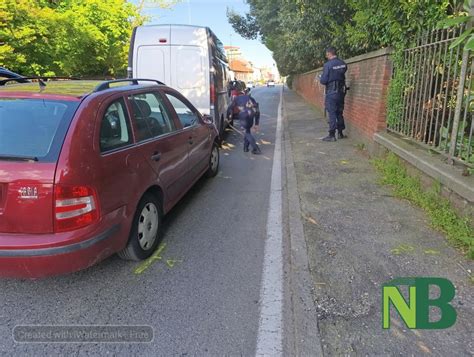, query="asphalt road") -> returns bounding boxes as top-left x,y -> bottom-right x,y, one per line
0,86 -> 282,356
